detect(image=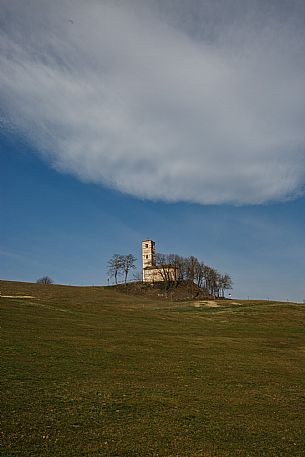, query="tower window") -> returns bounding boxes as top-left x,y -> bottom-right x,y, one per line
146,255 -> 149,259
145,244 -> 148,248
